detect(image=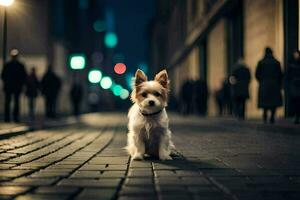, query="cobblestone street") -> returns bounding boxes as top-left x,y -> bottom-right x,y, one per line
0,113 -> 300,200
